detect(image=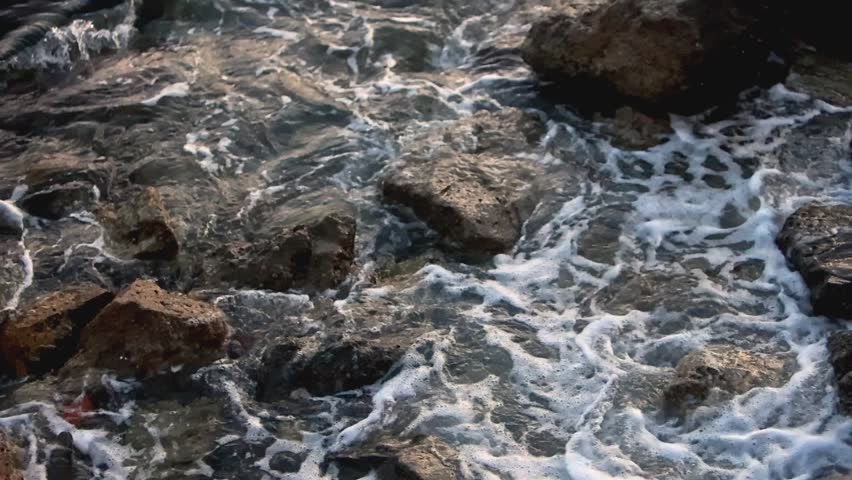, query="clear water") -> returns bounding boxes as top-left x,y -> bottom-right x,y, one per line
1,1 -> 851,479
